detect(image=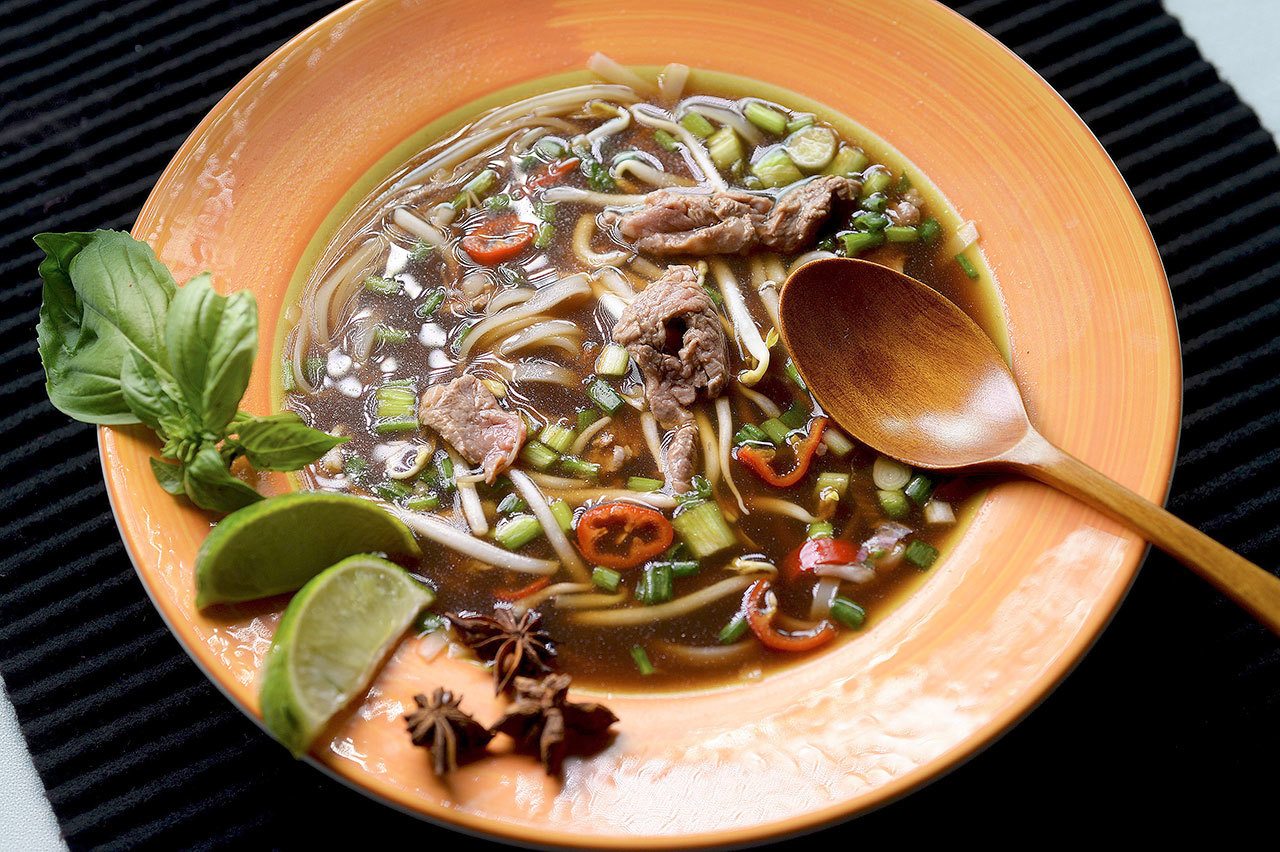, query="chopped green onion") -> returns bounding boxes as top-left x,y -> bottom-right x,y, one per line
539,423 -> 576,454
363,275 -> 400,296
896,173 -> 914,193
433,451 -> 454,491
582,158 -> 616,192
703,283 -> 725,307
667,560 -> 700,578
919,218 -> 942,243
372,479 -> 413,502
733,423 -> 770,446
744,102 -> 788,135
630,644 -> 655,676
415,611 -> 447,634
759,417 -> 791,446
576,407 -> 601,432
343,455 -> 368,480
495,514 -> 543,550
627,476 -> 664,492
861,192 -> 889,213
904,540 -> 939,569
409,240 -> 435,262
533,221 -> 555,250
706,127 -> 744,172
853,211 -> 890,232
806,520 -> 834,540
533,200 -> 557,222
779,402 -> 809,430
587,379 -> 626,415
303,357 -> 326,387
751,148 -> 803,188
784,359 -> 807,390
841,231 -> 886,256
406,493 -> 441,511
595,343 -> 630,377
785,114 -> 816,133
822,427 -> 854,457
830,596 -> 867,629
679,111 -> 715,138
374,417 -> 419,435
374,325 -> 410,345
816,471 -> 850,498
654,129 -> 680,151
593,566 -> 622,593
375,383 -> 416,419
860,168 -> 893,198
688,475 -> 713,502
520,440 -> 559,471
416,288 -> 445,317
824,145 -> 869,177
956,252 -> 980,279
904,474 -> 934,505
672,501 -> 737,558
535,138 -> 565,159
451,320 -> 475,355
718,614 -> 749,644
281,359 -> 297,393
549,498 -> 574,532
884,225 -> 919,243
497,493 -> 527,516
872,456 -> 912,490
877,489 -> 910,519
485,193 -> 511,210
635,562 -> 674,605
559,455 -> 600,479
